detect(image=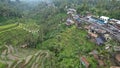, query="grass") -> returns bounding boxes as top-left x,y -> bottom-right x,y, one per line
0,62 -> 7,68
